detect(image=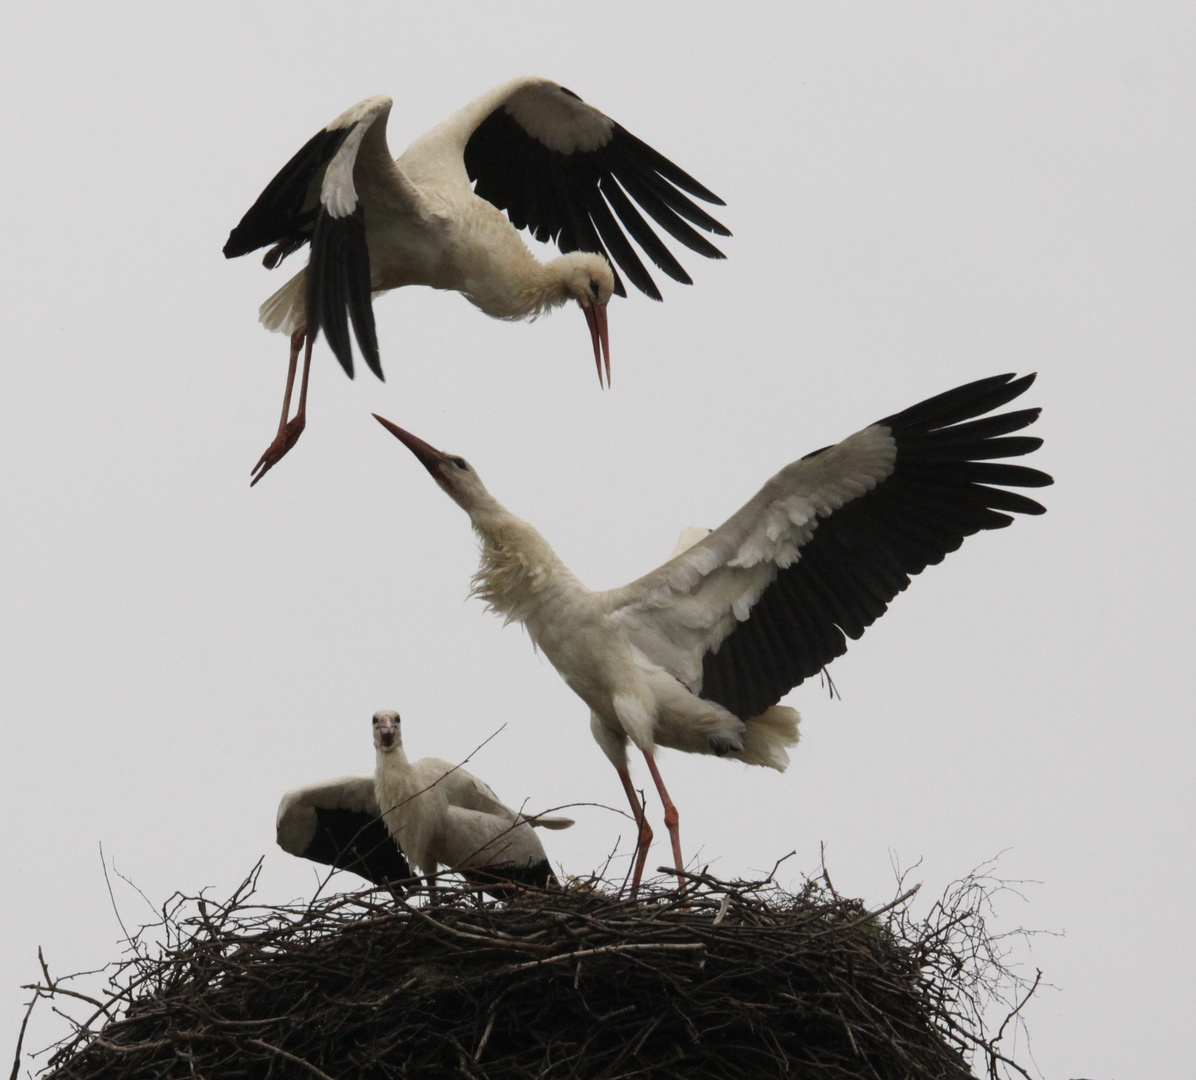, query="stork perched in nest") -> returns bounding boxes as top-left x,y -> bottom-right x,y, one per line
277,710 -> 572,894
223,77 -> 730,483
373,373 -> 1053,895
